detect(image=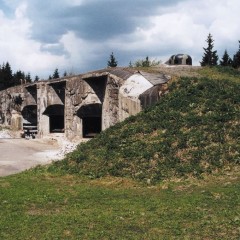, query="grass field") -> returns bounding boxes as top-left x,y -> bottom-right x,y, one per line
0,166 -> 240,239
